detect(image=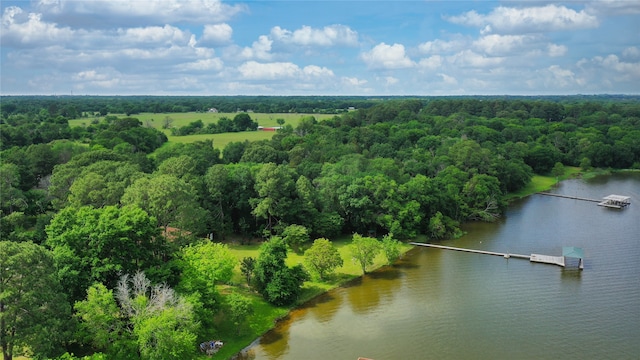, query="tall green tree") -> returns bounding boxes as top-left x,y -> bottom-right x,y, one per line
46,205 -> 163,302
179,241 -> 237,290
240,257 -> 256,288
205,164 -> 232,238
0,163 -> 26,215
251,163 -> 296,235
253,237 -> 288,294
122,174 -> 208,235
281,224 -> 310,253
303,238 -> 343,280
349,234 -> 381,274
381,233 -> 402,265
67,160 -> 144,208
74,283 -> 129,355
225,293 -> 253,335
254,237 -> 308,306
1,241 -> 72,360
